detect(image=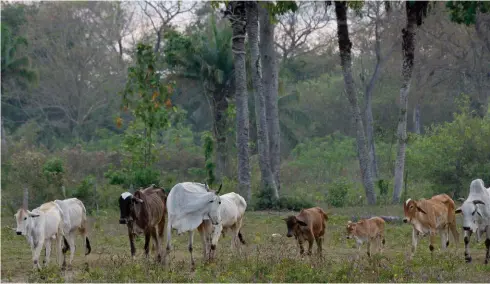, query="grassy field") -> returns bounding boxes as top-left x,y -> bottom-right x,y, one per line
2,205 -> 489,283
